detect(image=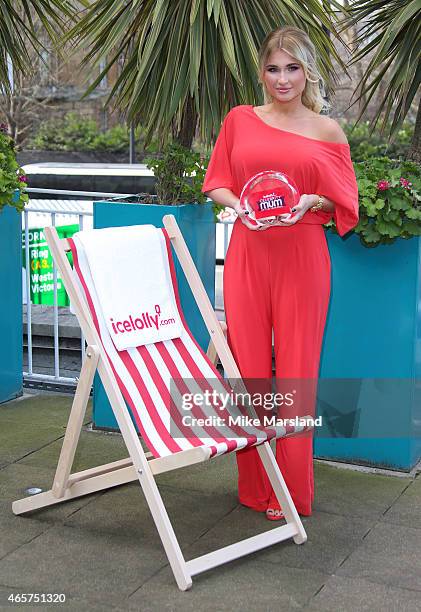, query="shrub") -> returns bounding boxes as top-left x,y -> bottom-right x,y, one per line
0,124 -> 28,213
344,121 -> 411,162
144,143 -> 209,206
28,113 -> 97,151
28,113 -> 146,154
326,157 -> 421,247
91,125 -> 130,152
